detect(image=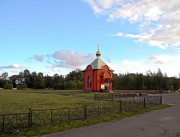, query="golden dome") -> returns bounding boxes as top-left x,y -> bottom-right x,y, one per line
96,47 -> 101,58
